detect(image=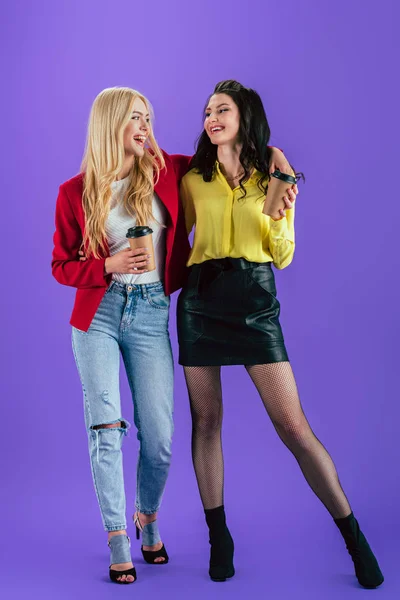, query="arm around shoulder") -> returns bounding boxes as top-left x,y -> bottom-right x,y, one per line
170,154 -> 193,182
